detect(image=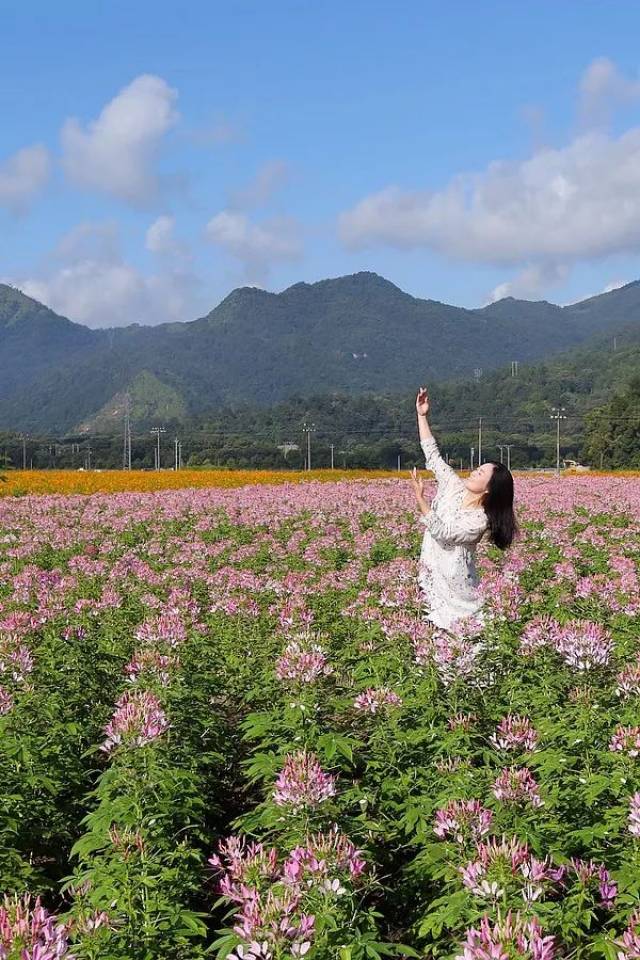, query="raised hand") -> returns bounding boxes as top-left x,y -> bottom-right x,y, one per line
416,386 -> 430,417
